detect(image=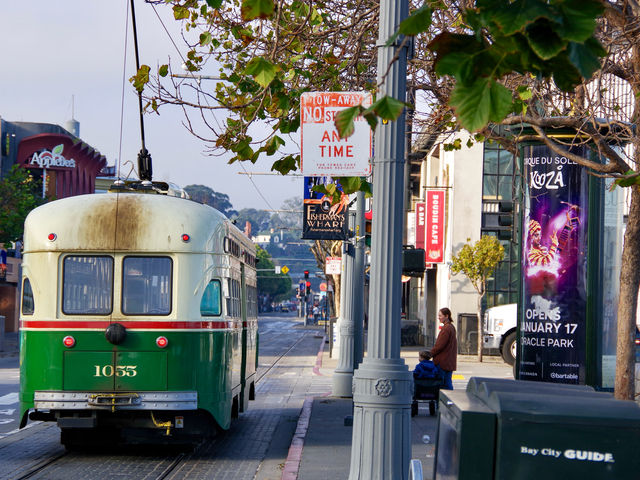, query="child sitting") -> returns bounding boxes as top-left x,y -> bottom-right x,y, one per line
413,350 -> 441,380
